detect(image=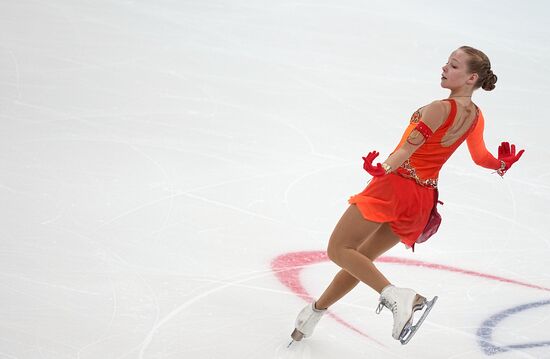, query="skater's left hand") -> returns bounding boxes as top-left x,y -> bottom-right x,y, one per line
497,141 -> 525,175
362,151 -> 388,177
